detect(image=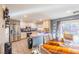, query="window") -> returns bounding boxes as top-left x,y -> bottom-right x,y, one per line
58,20 -> 79,44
